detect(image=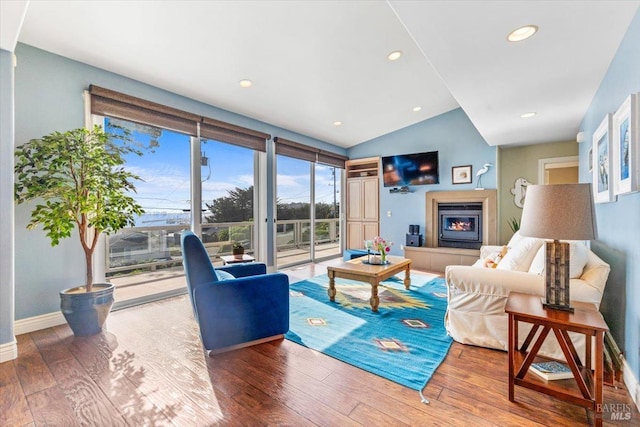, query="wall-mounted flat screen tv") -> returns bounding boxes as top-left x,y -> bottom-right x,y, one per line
381,151 -> 439,187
